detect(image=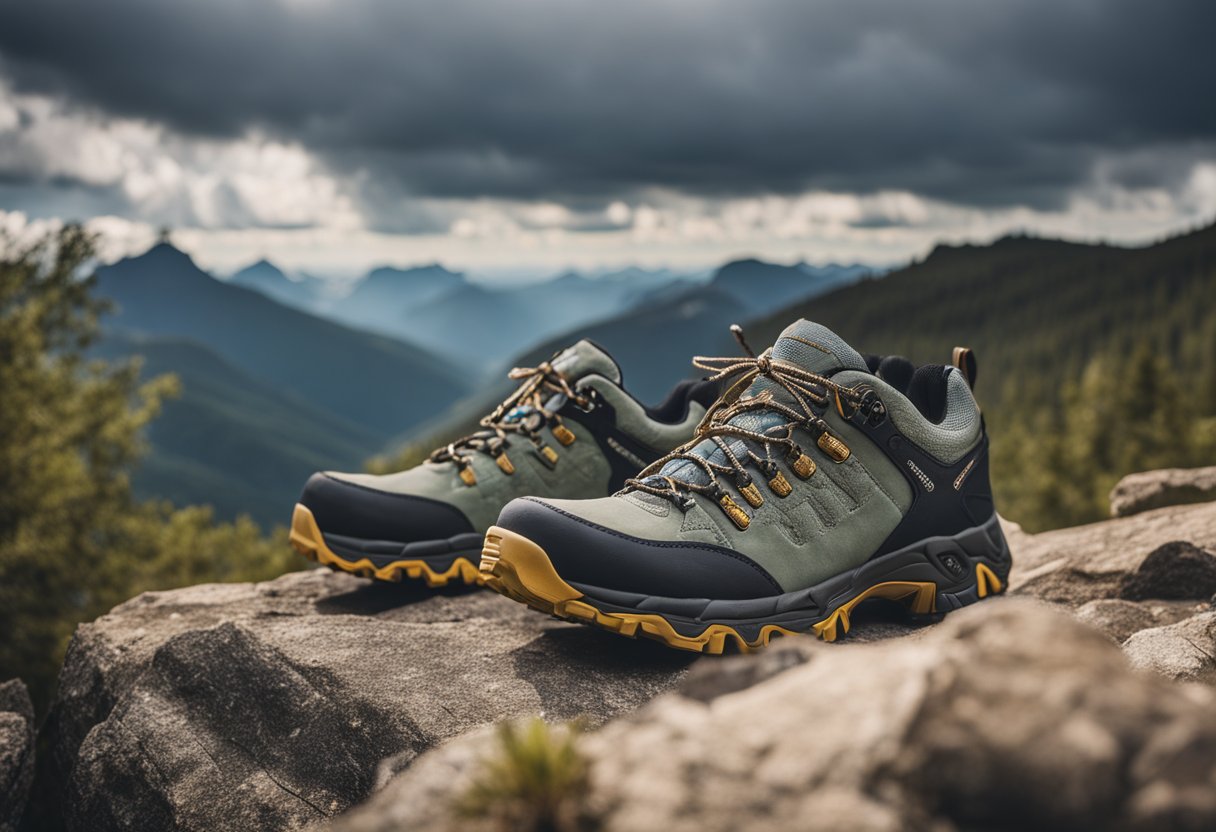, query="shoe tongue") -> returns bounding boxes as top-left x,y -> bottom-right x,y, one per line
739,319 -> 869,403
768,319 -> 869,376
655,320 -> 868,487
550,339 -> 622,384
